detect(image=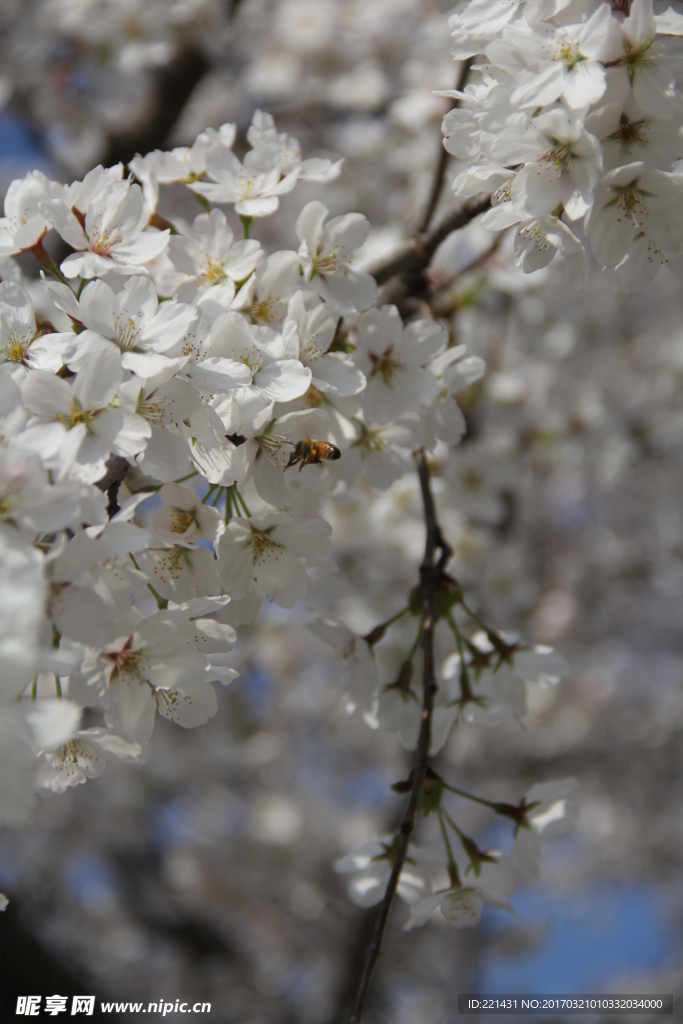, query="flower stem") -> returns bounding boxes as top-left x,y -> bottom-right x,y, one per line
438,806 -> 458,872
442,782 -> 500,812
446,610 -> 475,702
240,215 -> 257,239
128,552 -> 168,609
235,488 -> 252,517
404,619 -> 424,667
460,599 -> 495,638
29,238 -> 70,286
